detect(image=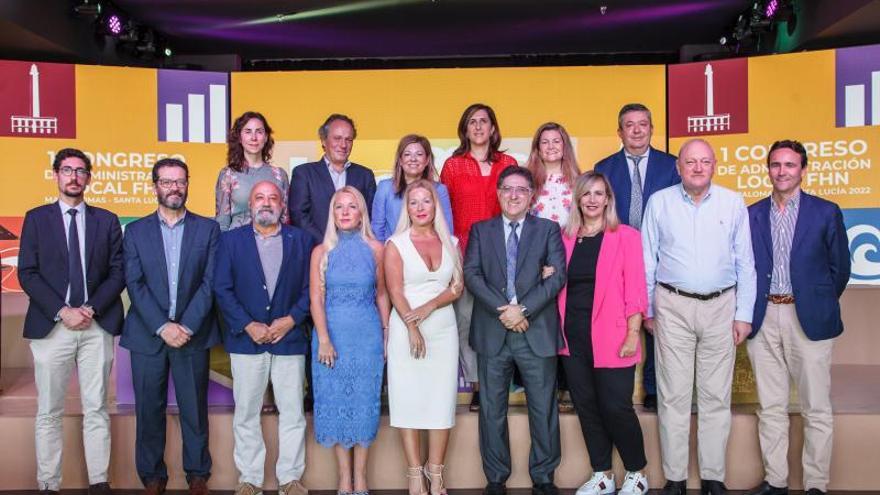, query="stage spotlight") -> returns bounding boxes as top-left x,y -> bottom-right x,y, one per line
73,1 -> 102,17
107,14 -> 123,35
